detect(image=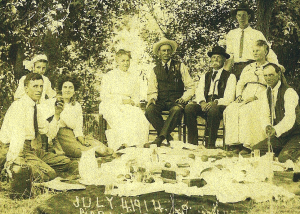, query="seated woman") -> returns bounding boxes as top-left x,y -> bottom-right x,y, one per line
224,40 -> 270,153
55,75 -> 113,158
99,49 -> 149,151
